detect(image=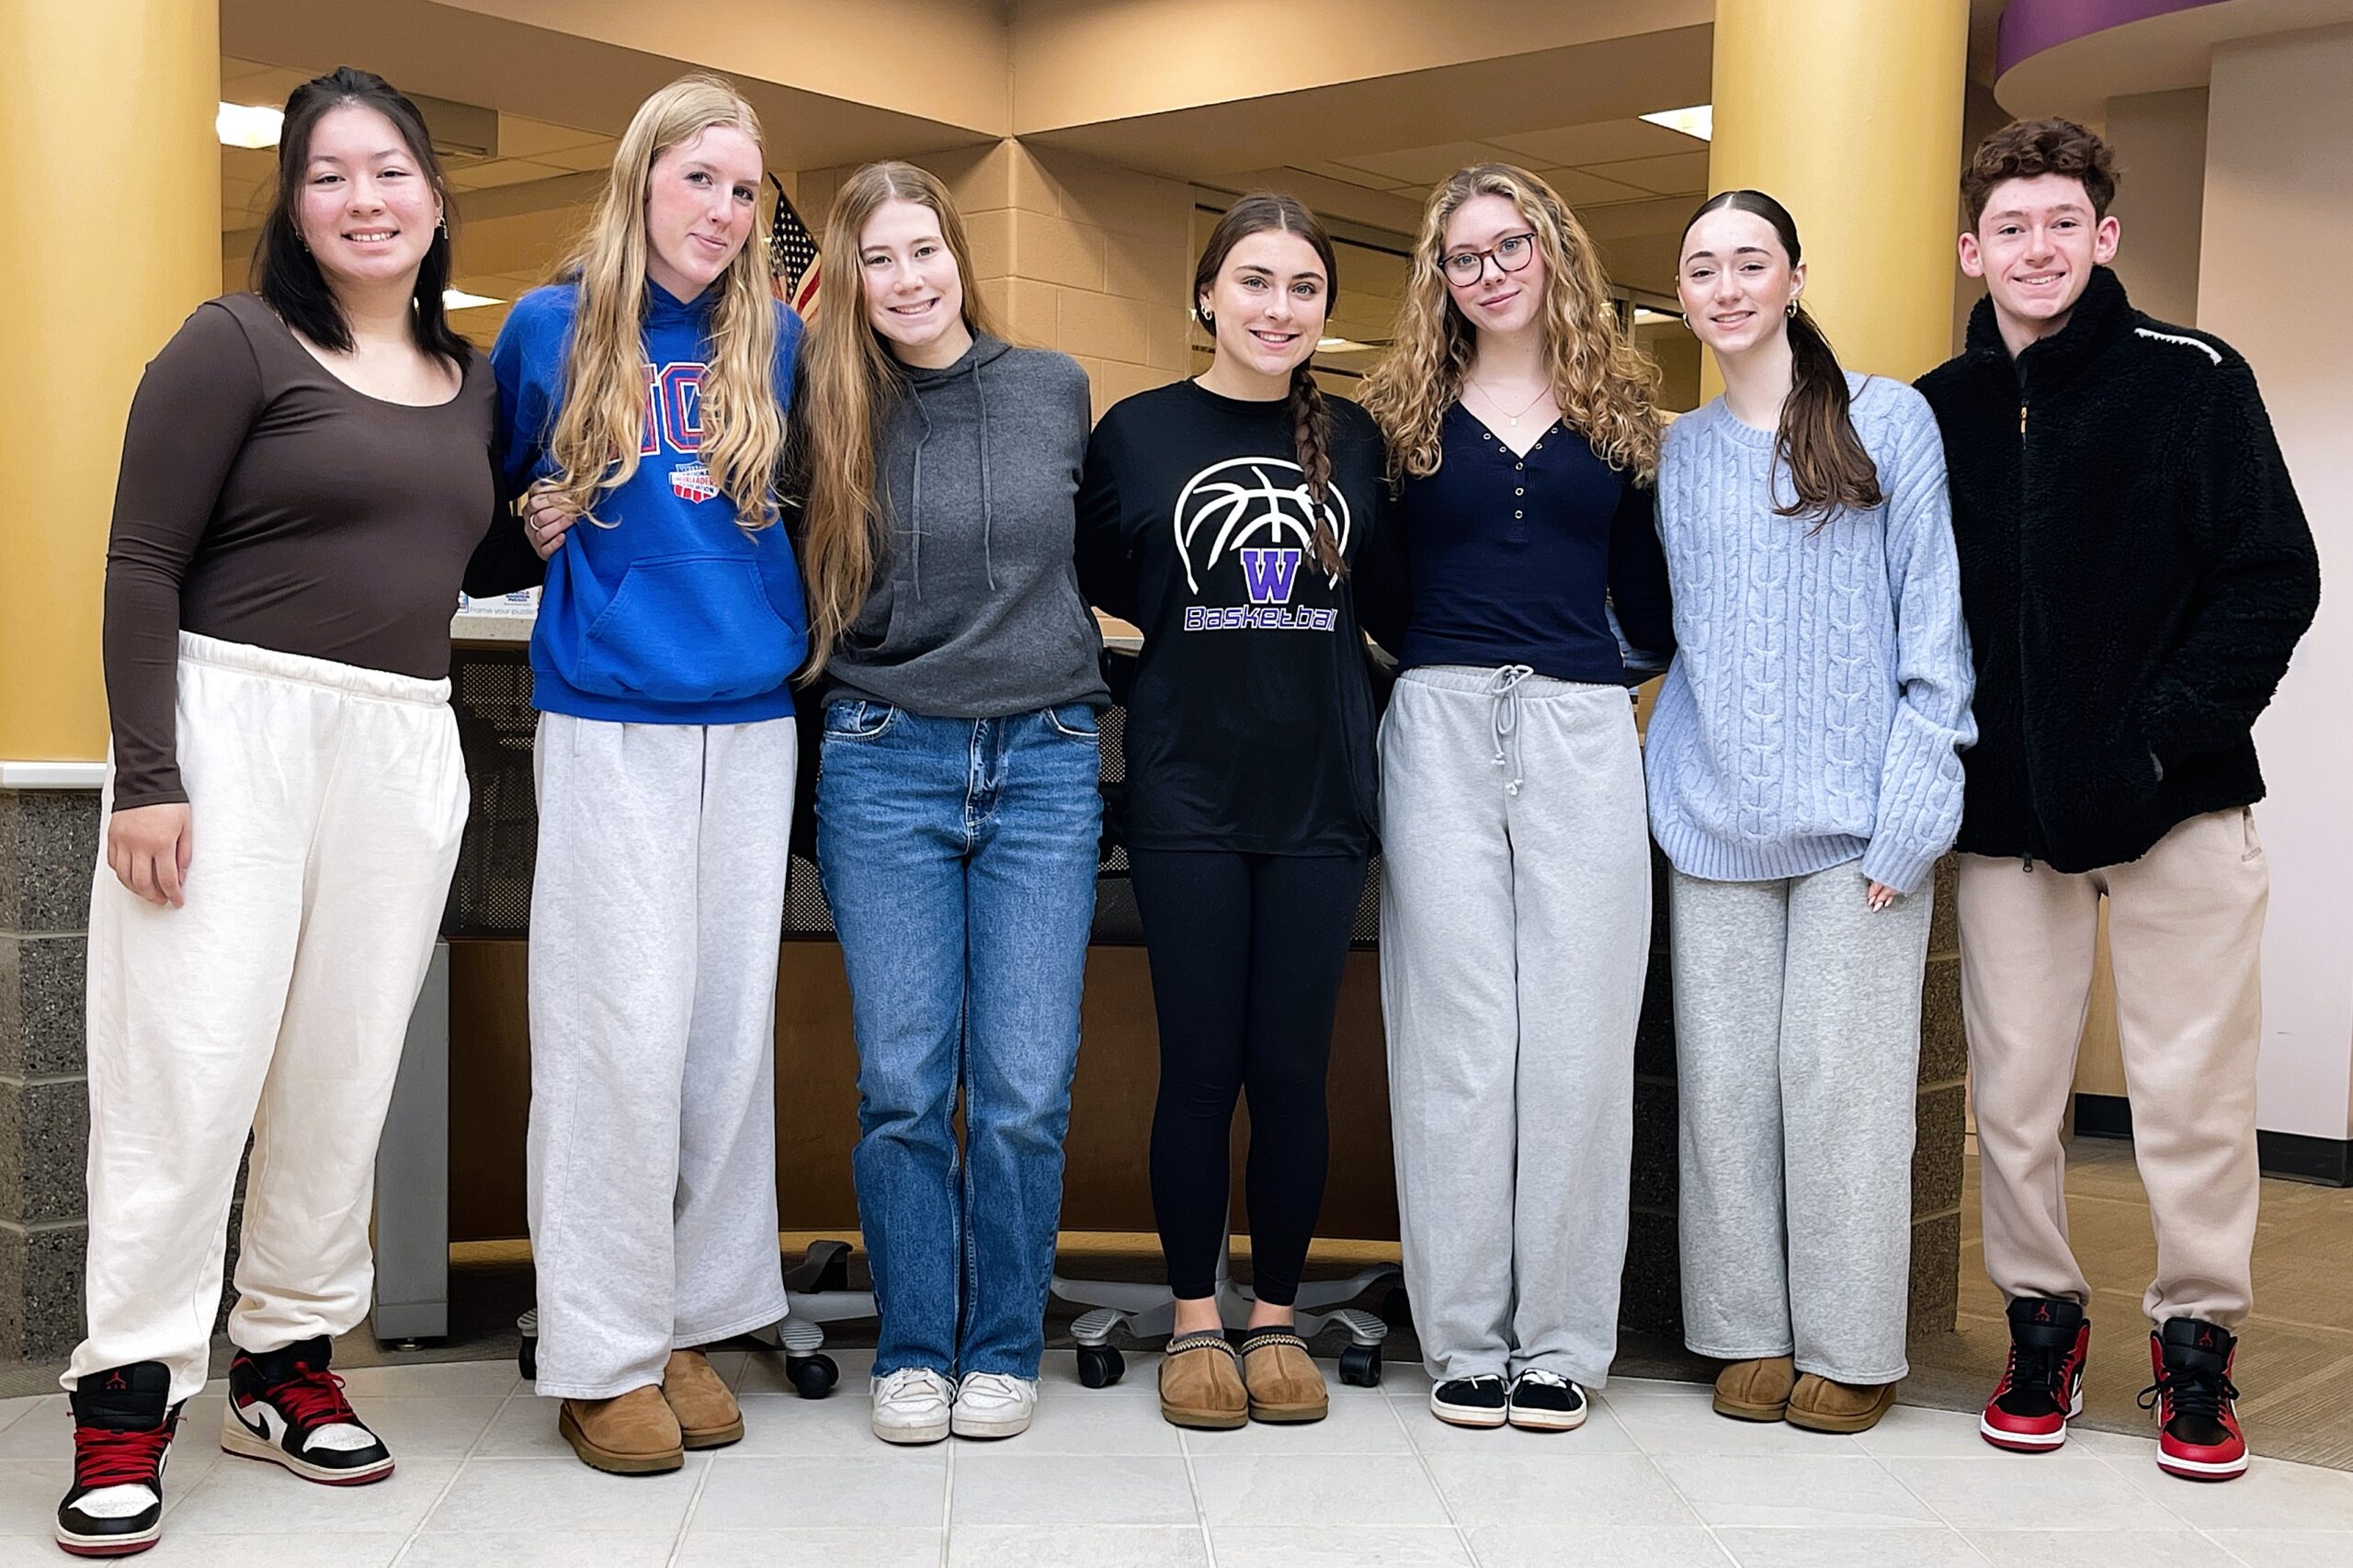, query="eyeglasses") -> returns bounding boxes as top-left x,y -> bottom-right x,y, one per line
1440,231 -> 1539,287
